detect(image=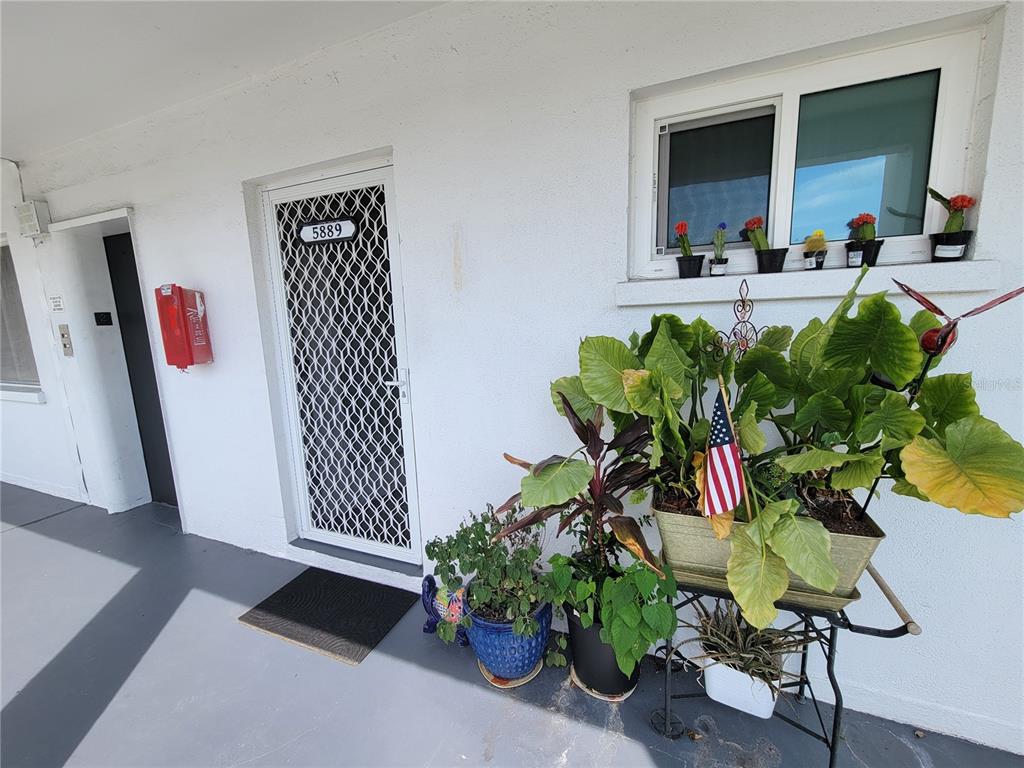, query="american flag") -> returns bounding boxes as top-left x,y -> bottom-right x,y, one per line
704,390 -> 744,517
